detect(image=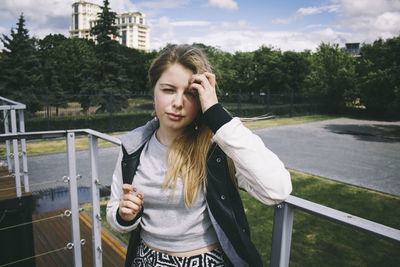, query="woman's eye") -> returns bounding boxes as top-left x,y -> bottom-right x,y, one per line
185,90 -> 198,98
161,88 -> 174,93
